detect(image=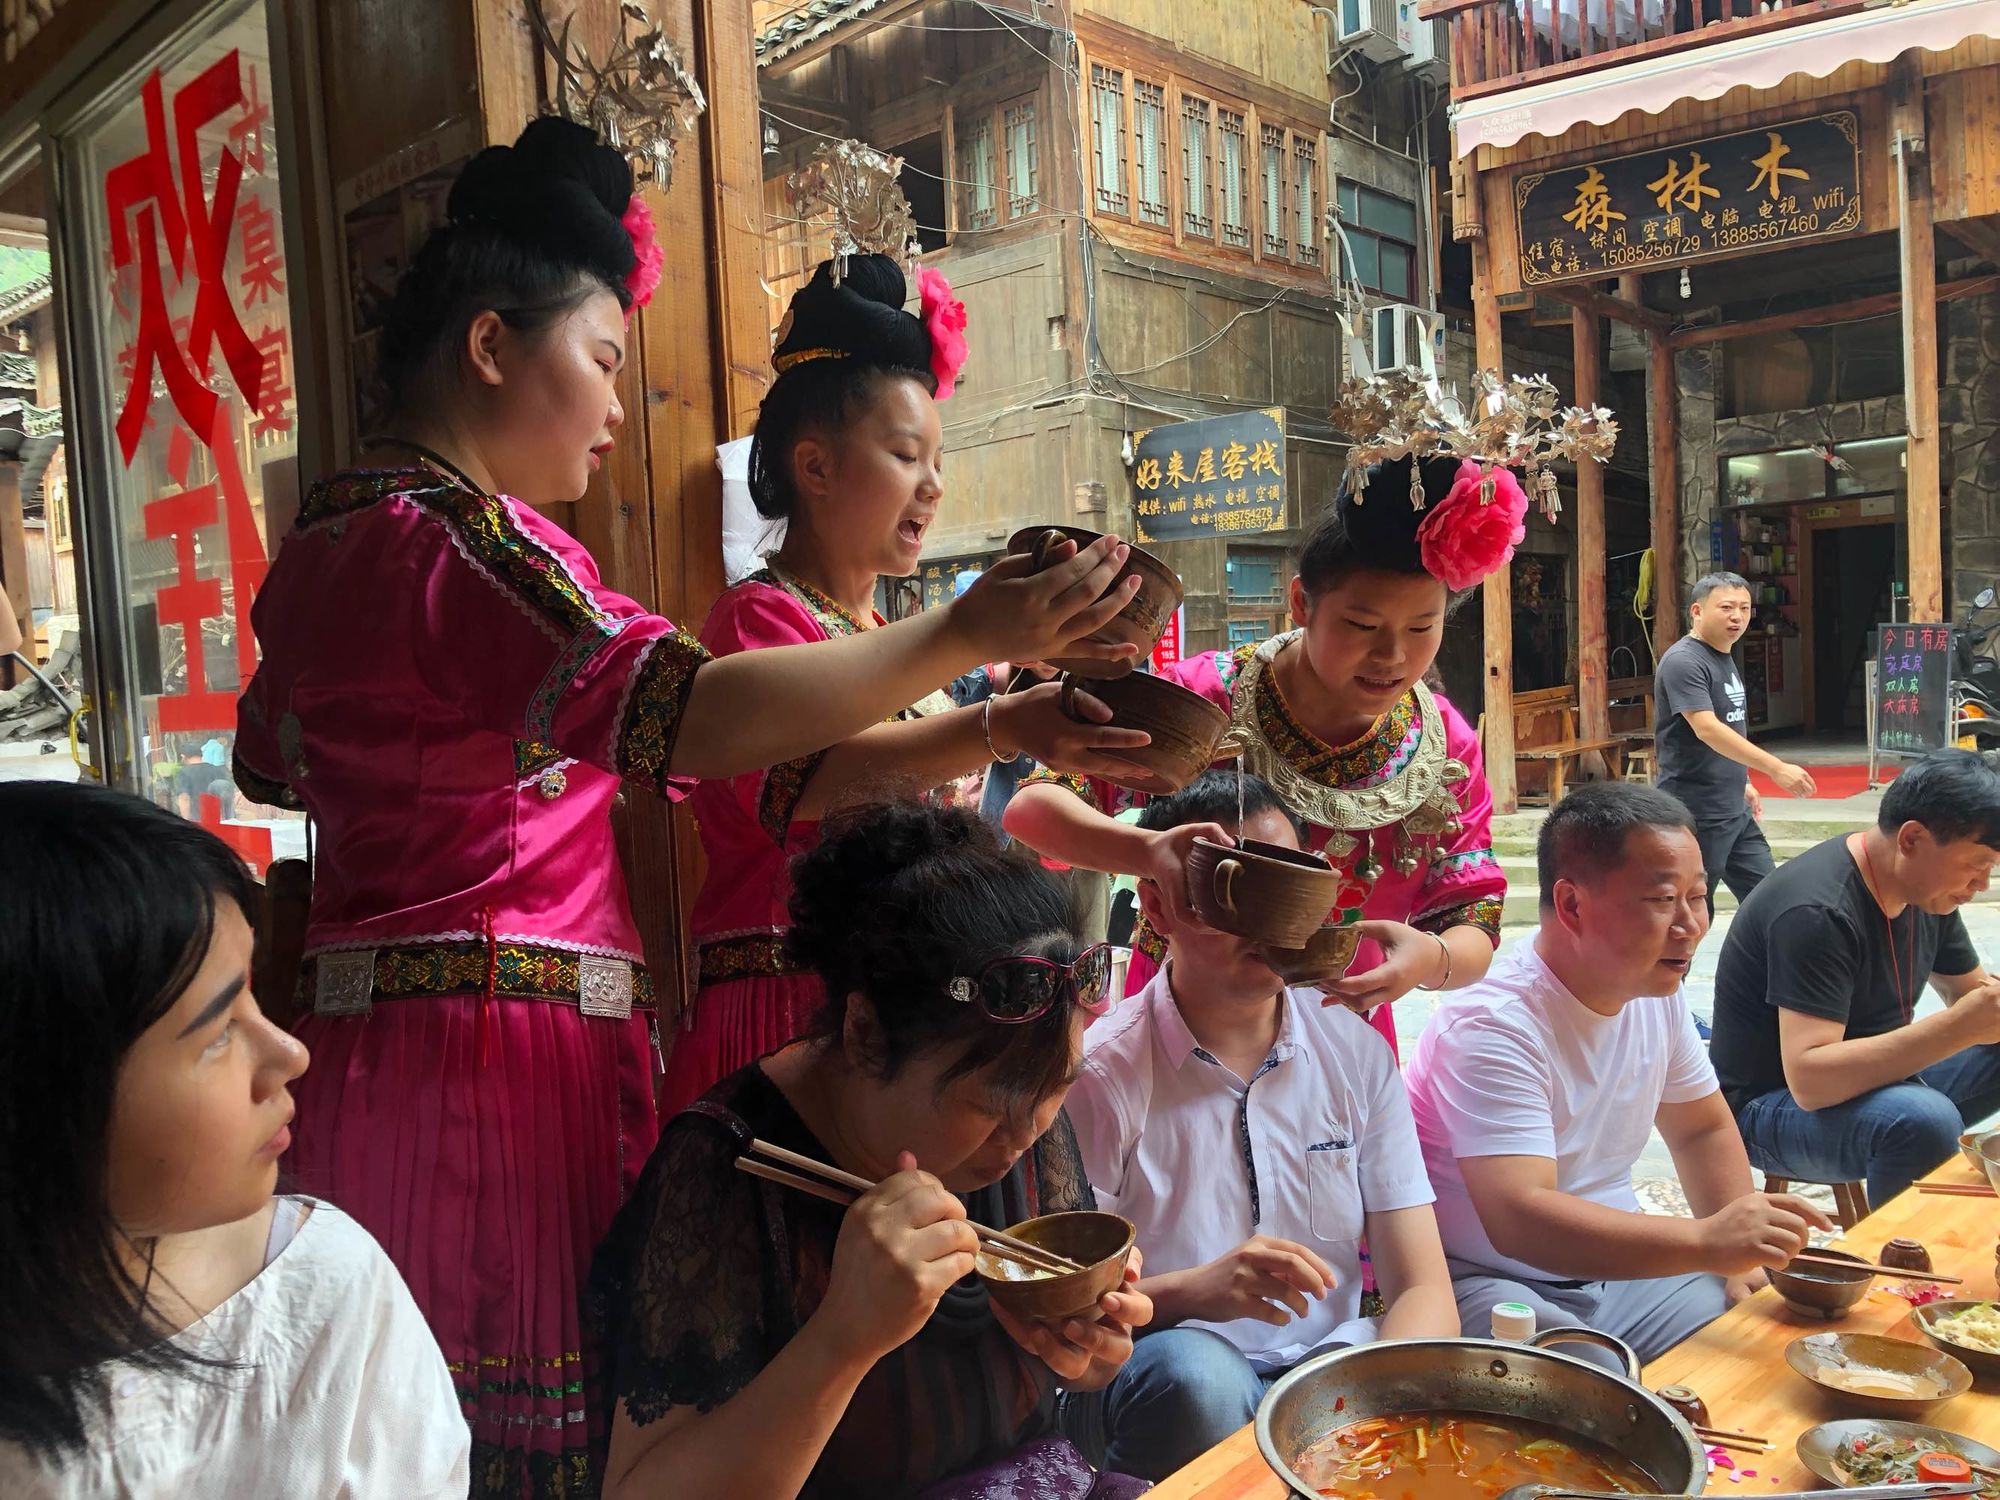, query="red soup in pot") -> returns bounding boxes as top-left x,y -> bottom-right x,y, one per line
1295,1410 -> 1661,1500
